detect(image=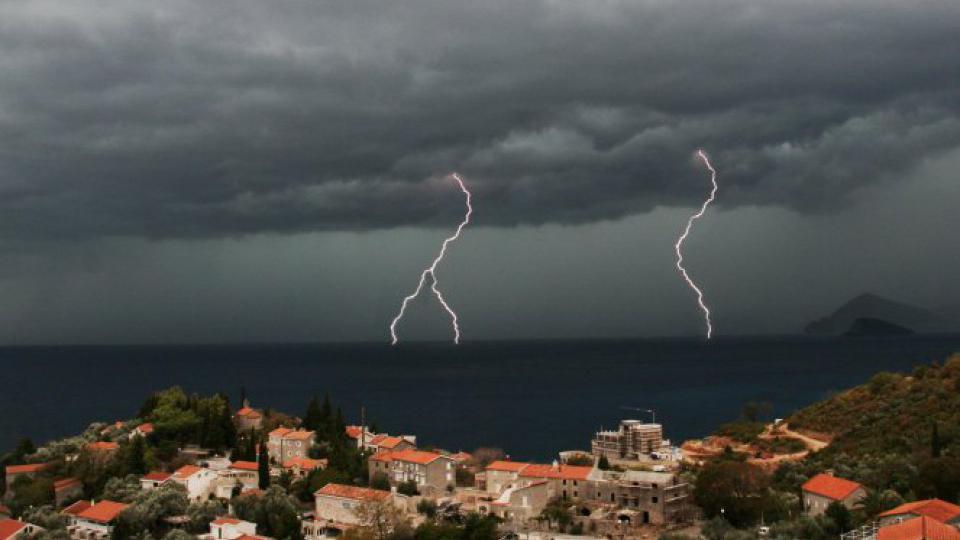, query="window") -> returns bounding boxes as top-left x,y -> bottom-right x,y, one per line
652,496 -> 658,503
